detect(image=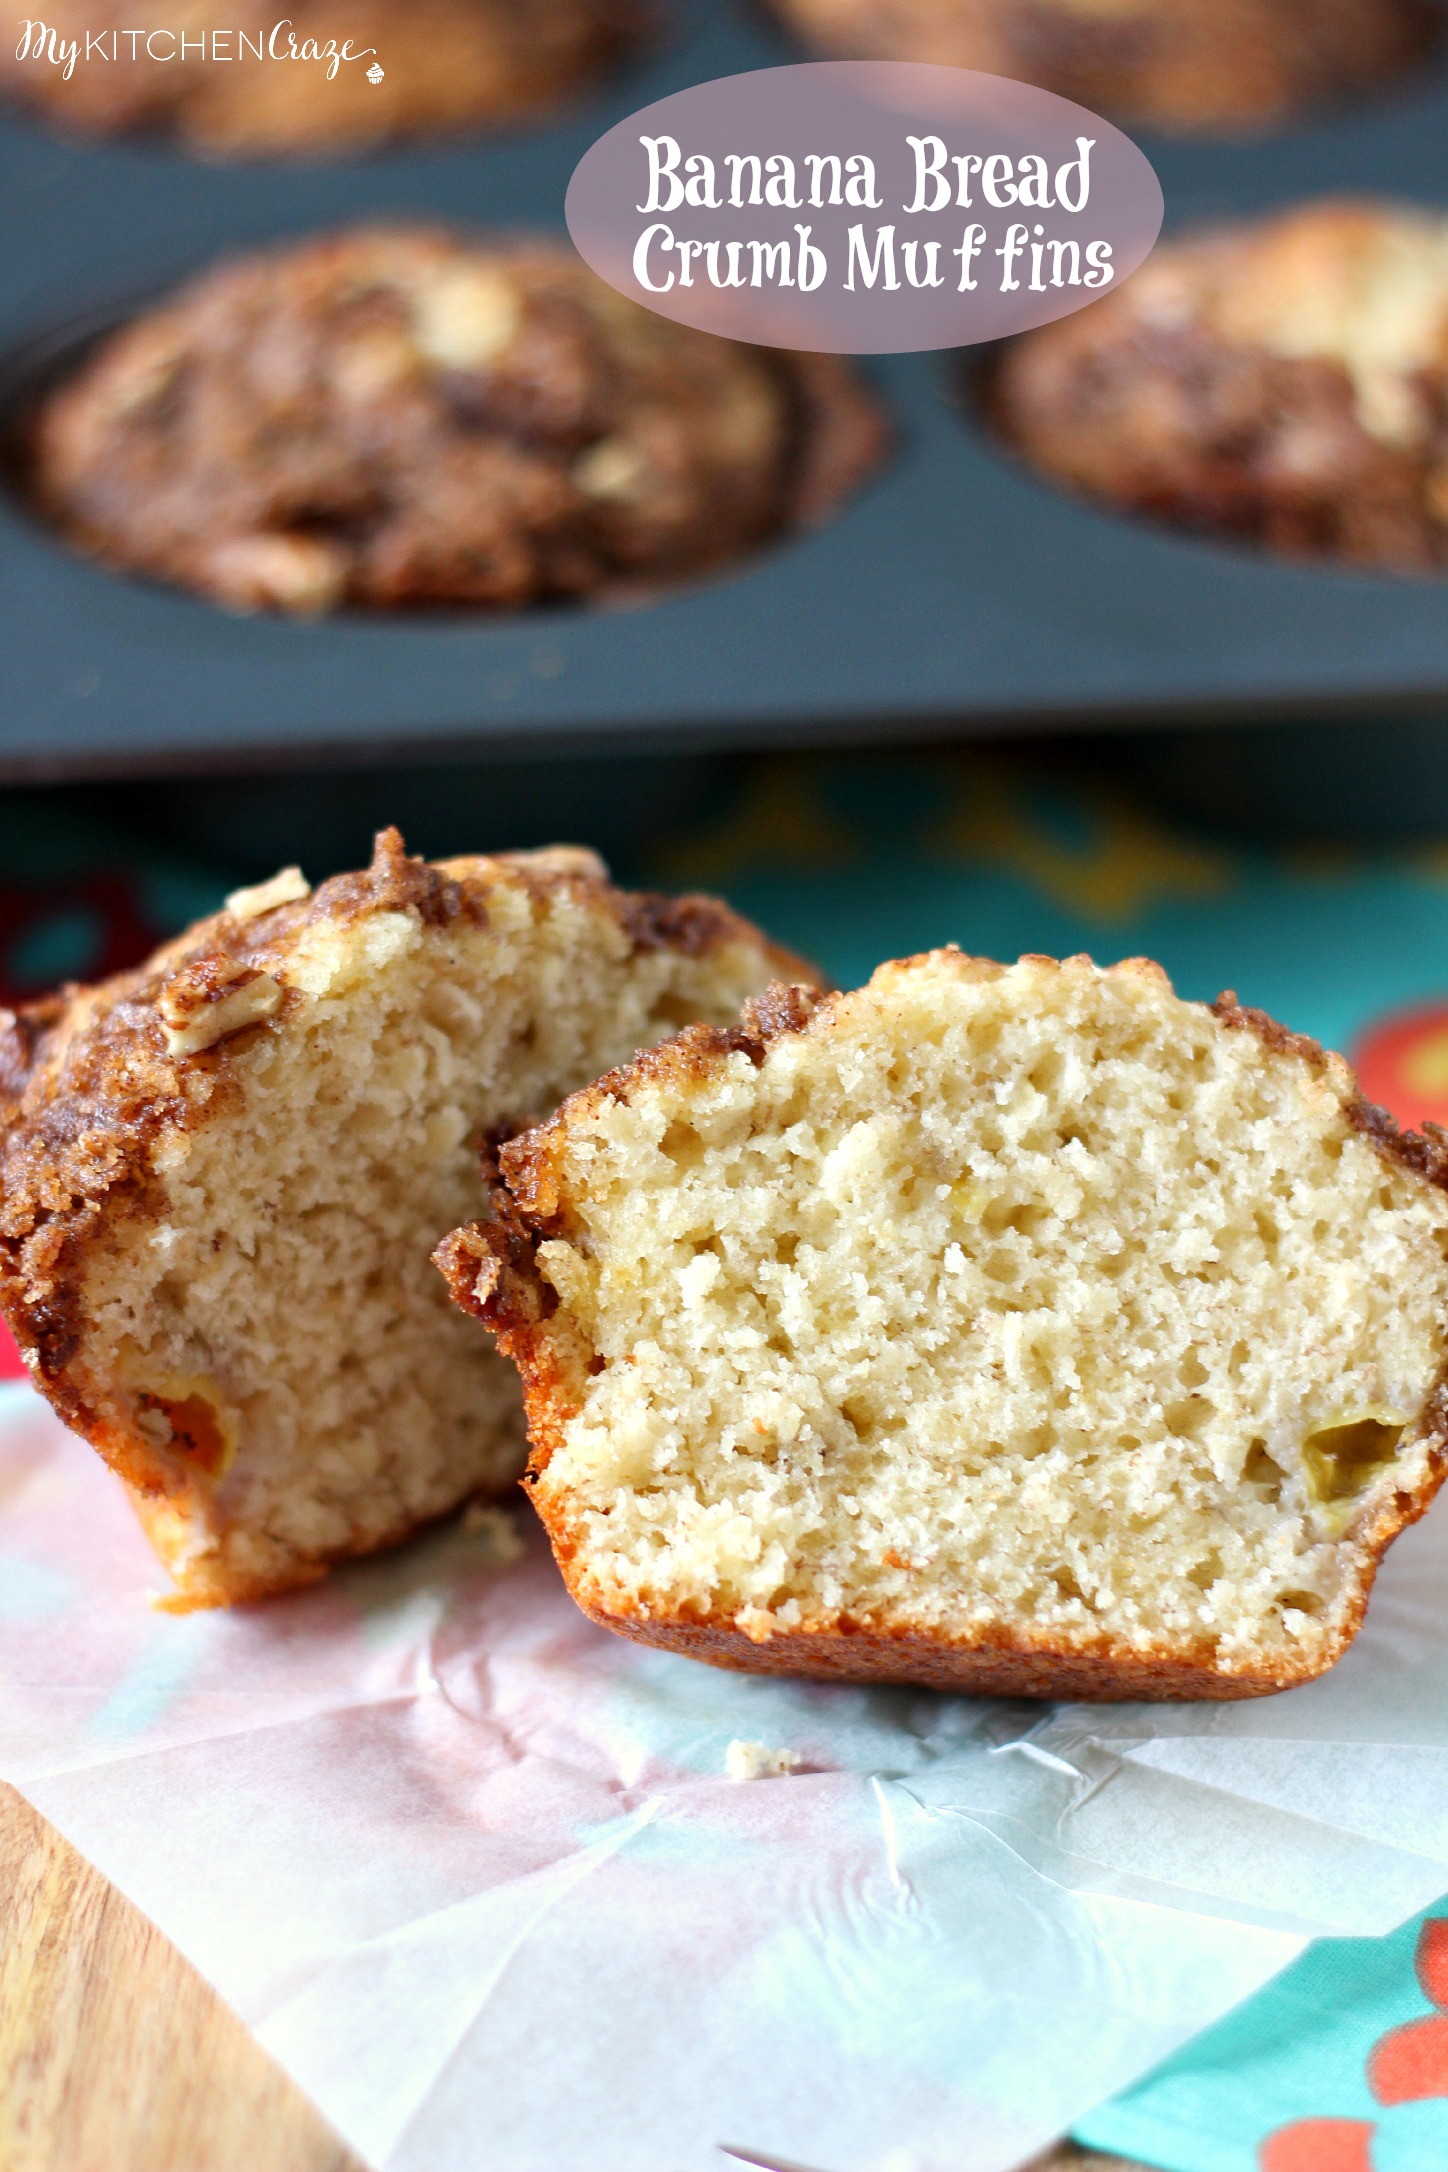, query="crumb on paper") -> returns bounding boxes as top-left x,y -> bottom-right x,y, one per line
726,1739 -> 800,1783
462,1500 -> 525,1564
